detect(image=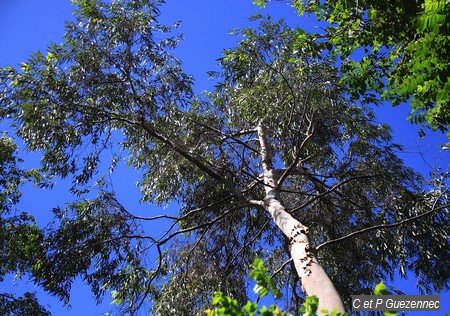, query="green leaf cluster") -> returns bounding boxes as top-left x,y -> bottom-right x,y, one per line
206,292 -> 286,316
250,258 -> 281,299
0,136 -> 50,315
205,259 -> 288,316
253,0 -> 268,8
